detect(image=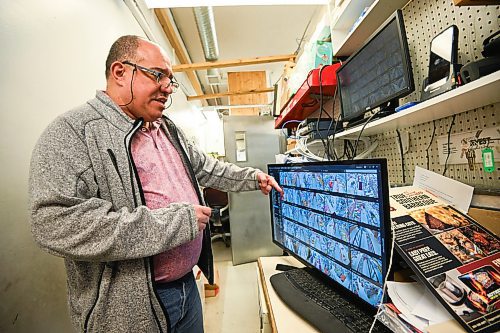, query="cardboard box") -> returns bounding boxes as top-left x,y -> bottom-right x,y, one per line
286,139 -> 297,152
453,0 -> 498,5
204,268 -> 220,298
468,207 -> 500,236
